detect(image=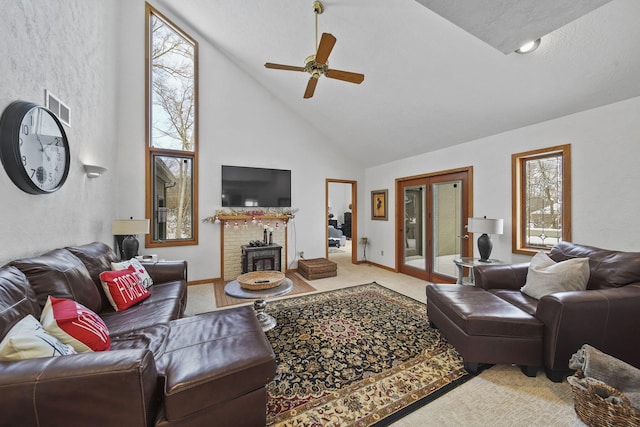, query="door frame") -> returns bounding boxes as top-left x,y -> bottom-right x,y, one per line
326,179 -> 357,264
395,166 -> 473,282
